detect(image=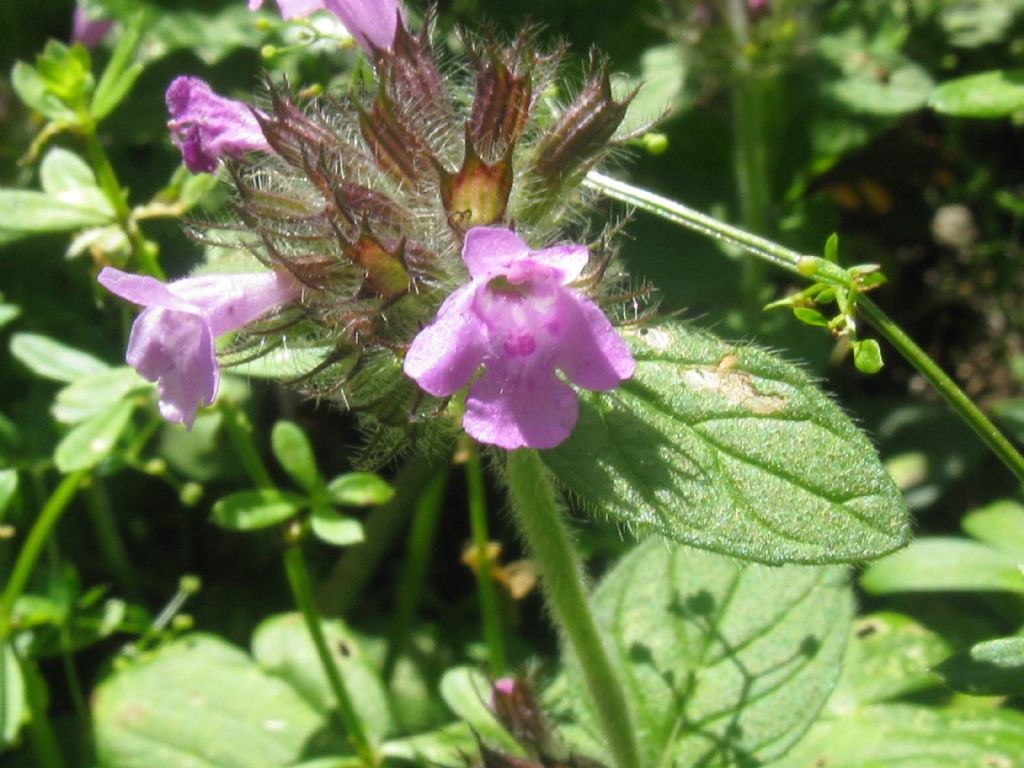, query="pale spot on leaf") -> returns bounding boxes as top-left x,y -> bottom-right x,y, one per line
682,354 -> 785,414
